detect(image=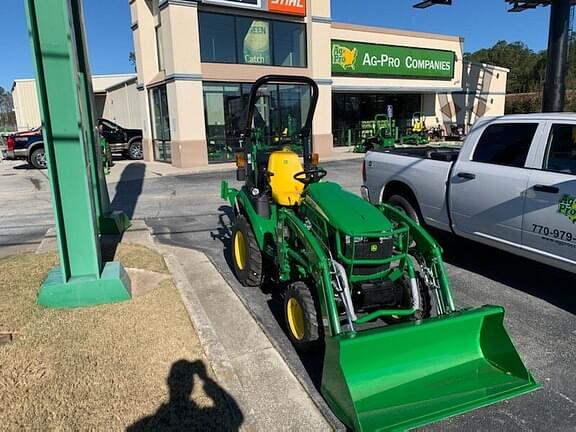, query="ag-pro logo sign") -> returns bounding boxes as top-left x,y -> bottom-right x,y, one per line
332,44 -> 358,70
331,40 -> 455,80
